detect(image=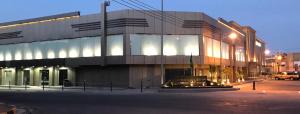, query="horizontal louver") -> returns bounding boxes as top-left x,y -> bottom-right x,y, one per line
107,18 -> 149,28
71,18 -> 149,32
182,20 -> 218,32
71,22 -> 101,32
0,31 -> 23,39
